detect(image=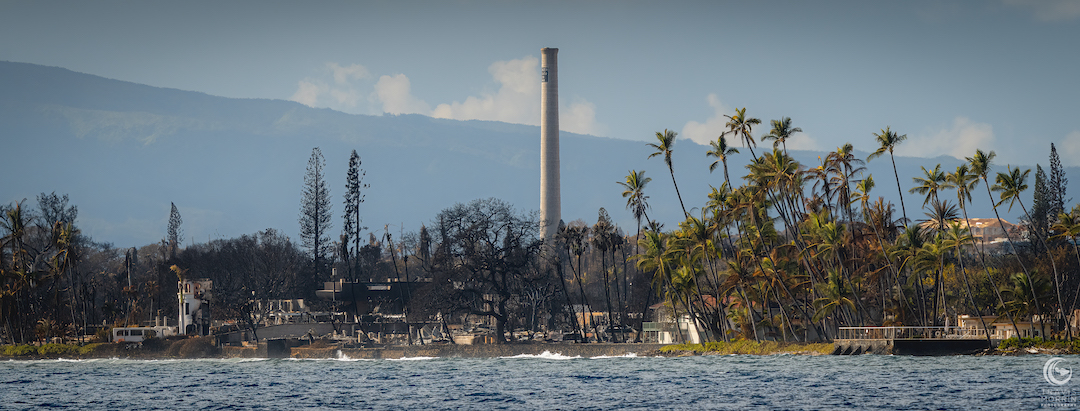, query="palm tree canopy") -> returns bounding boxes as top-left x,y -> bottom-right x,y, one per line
706,135 -> 739,172
724,107 -> 761,149
946,164 -> 979,205
762,117 -> 801,150
910,164 -> 946,206
647,129 -> 678,168
868,126 -> 907,162
966,149 -> 997,179
618,169 -> 652,221
992,166 -> 1030,212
